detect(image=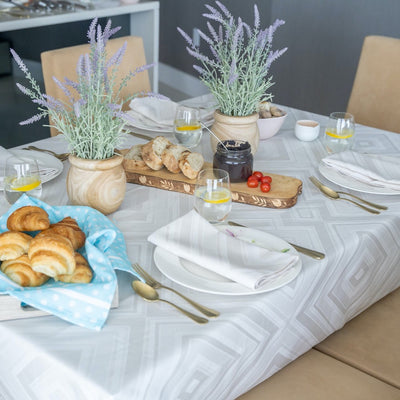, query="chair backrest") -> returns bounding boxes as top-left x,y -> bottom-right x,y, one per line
41,36 -> 151,136
347,35 -> 400,133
